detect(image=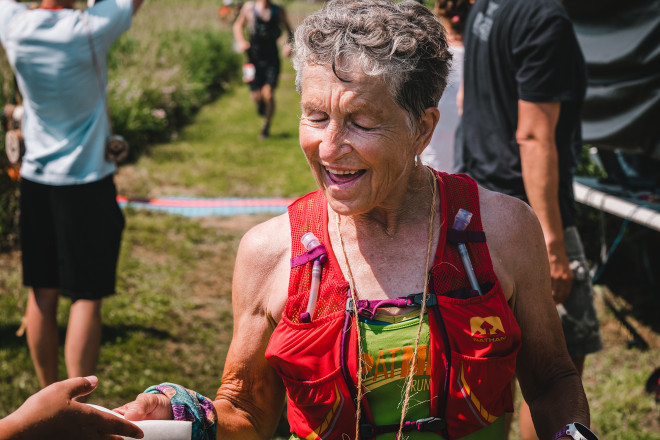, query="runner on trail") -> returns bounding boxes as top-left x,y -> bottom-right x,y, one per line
232,0 -> 293,140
